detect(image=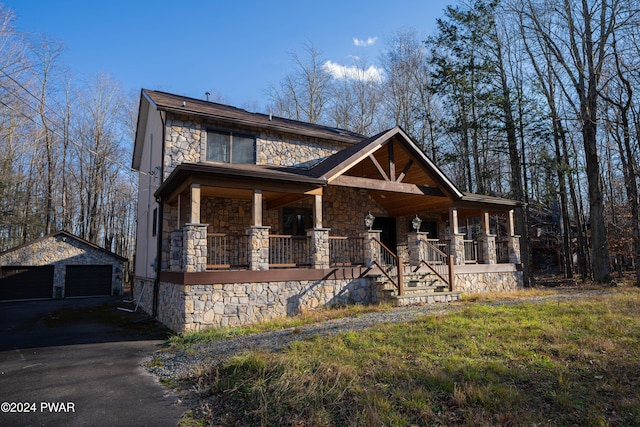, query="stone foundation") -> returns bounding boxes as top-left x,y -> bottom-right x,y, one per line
156,277 -> 375,332
453,265 -> 523,294
133,277 -> 155,313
